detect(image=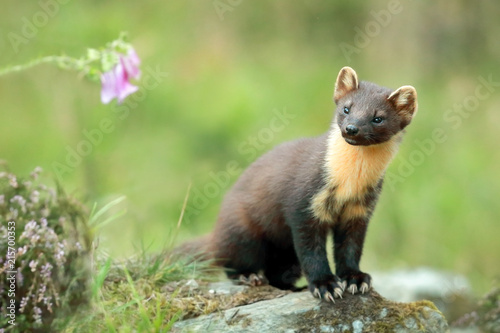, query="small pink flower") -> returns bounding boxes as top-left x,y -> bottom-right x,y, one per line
100,49 -> 141,104
121,48 -> 141,80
